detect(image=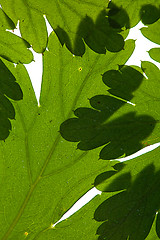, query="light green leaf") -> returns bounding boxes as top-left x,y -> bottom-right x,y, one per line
141,19 -> 160,45
26,0 -> 127,55
1,0 -> 48,53
0,8 -> 15,30
0,30 -> 33,63
60,61 -> 160,160
94,146 -> 160,240
0,33 -> 134,239
36,194 -> 109,240
0,58 -> 23,140
149,48 -> 160,63
109,0 -> 160,28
